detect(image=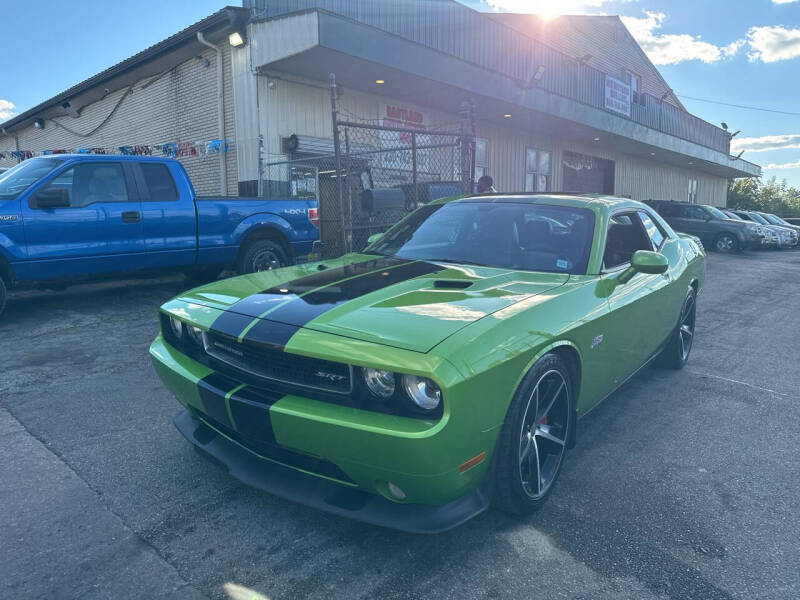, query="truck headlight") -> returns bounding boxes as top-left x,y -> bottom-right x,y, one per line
362,368 -> 396,399
403,375 -> 442,410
